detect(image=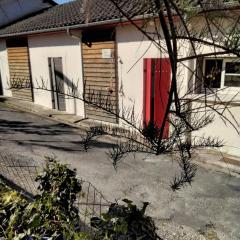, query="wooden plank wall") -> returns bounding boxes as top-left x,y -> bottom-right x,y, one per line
7,46 -> 33,102
82,41 -> 118,123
